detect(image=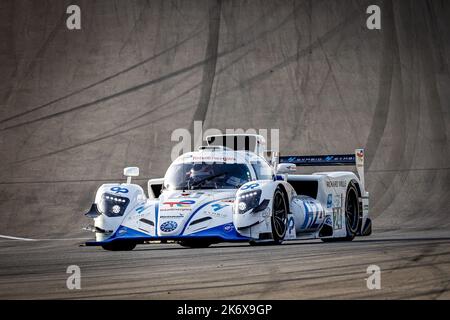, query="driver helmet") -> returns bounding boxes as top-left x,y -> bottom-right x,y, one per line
187,164 -> 215,182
